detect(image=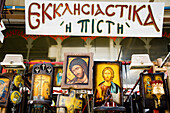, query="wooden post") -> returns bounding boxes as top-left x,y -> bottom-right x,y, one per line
157,58 -> 162,67
153,58 -> 167,73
